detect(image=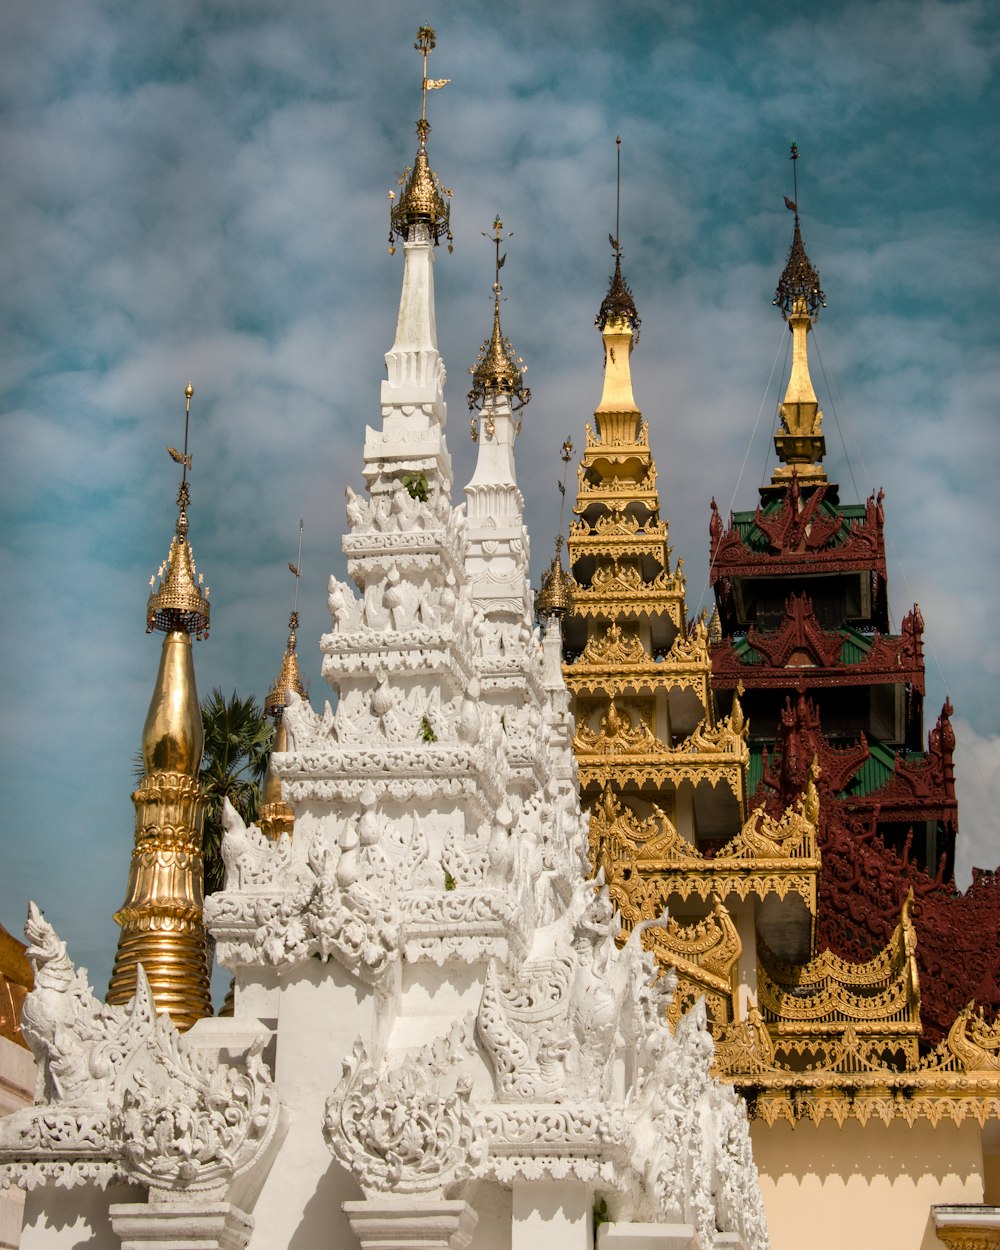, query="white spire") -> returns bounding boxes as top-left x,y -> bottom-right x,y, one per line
366,224 -> 452,495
